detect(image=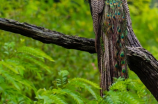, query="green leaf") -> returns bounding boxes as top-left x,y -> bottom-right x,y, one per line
17,46 -> 54,61
0,61 -> 19,74
23,55 -> 51,73
70,78 -> 100,89
61,89 -> 84,104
